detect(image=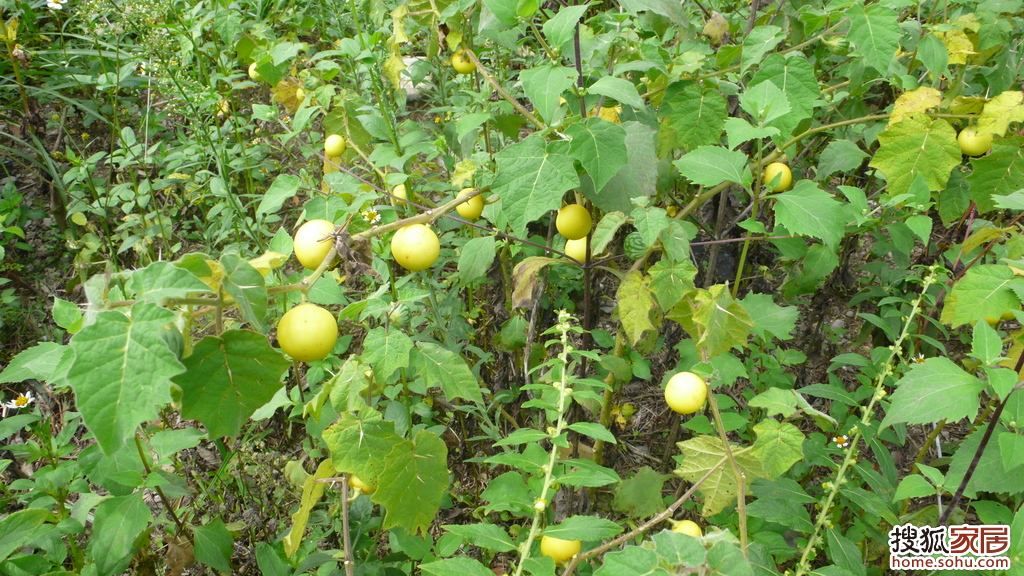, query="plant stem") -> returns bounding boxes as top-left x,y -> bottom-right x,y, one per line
464,49 -> 547,130
341,476 -> 355,576
512,315 -> 575,576
794,266 -> 939,575
561,456 -> 727,576
134,433 -> 187,534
